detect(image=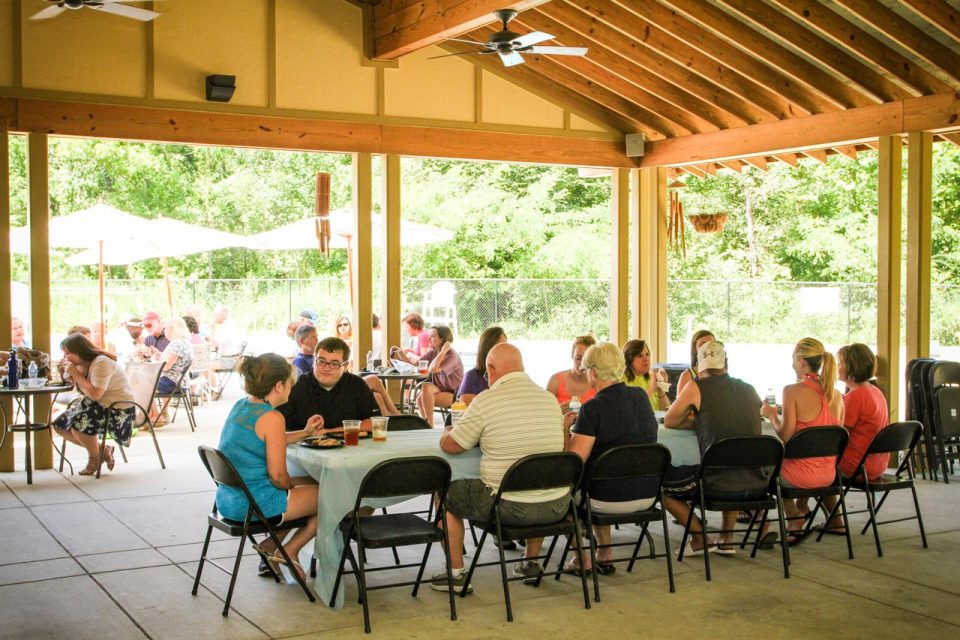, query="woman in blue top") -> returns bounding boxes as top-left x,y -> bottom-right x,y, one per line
216,353 -> 324,580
